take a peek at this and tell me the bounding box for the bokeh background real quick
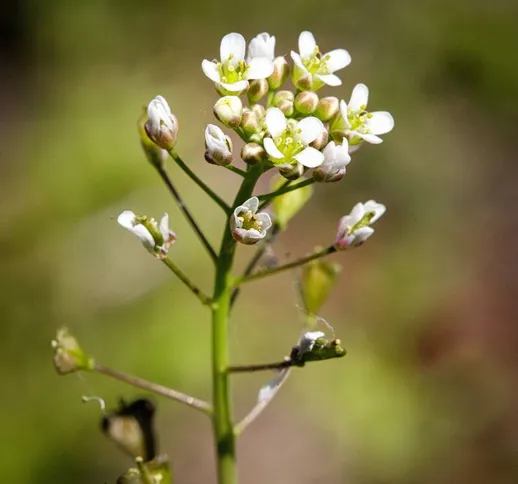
[2,0,518,482]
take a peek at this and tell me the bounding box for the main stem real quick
[212,165,262,484]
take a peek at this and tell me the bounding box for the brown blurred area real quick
[1,0,518,482]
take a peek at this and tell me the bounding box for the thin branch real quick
[234,368,292,435]
[94,363,212,415]
[156,165,217,263]
[224,165,247,177]
[169,151,231,215]
[258,177,315,210]
[234,246,336,286]
[230,223,280,308]
[161,258,211,305]
[229,360,293,373]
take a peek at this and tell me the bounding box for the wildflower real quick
[330,83,394,147]
[247,32,276,62]
[230,196,272,245]
[144,96,179,150]
[202,33,274,96]
[118,211,176,259]
[335,200,386,249]
[291,31,351,91]
[51,328,94,374]
[204,124,233,166]
[263,107,324,168]
[313,138,351,183]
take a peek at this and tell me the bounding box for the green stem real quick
[235,246,336,286]
[211,164,263,484]
[169,151,231,215]
[230,223,280,308]
[225,165,247,177]
[229,360,292,373]
[161,258,211,305]
[155,165,217,263]
[258,177,315,210]
[94,363,212,414]
[266,91,275,108]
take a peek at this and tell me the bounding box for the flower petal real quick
[131,224,156,252]
[324,49,351,72]
[339,100,351,128]
[349,202,365,224]
[316,74,342,87]
[220,33,246,64]
[246,57,274,80]
[242,196,259,214]
[290,51,307,71]
[294,147,325,168]
[158,213,170,240]
[255,212,272,231]
[299,31,317,59]
[366,111,394,135]
[363,200,386,223]
[117,210,137,230]
[349,83,369,111]
[336,139,352,165]
[201,60,221,83]
[247,33,275,61]
[263,137,285,160]
[265,107,287,138]
[358,132,383,144]
[218,80,249,93]
[295,117,325,145]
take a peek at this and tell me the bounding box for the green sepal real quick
[292,337,346,367]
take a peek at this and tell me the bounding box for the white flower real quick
[331,84,394,147]
[144,95,179,150]
[118,210,176,259]
[313,138,351,183]
[290,31,351,91]
[202,33,274,96]
[263,107,325,168]
[247,32,276,62]
[298,331,325,355]
[335,200,386,250]
[230,197,272,245]
[204,124,233,166]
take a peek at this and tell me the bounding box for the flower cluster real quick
[204,31,394,183]
[121,30,392,252]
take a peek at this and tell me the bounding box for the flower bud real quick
[310,127,329,151]
[213,96,243,128]
[247,78,269,104]
[300,259,341,315]
[271,174,313,229]
[267,56,290,90]
[241,142,267,165]
[240,109,260,136]
[251,103,266,120]
[137,109,168,169]
[277,100,294,117]
[144,95,179,150]
[291,332,346,366]
[313,139,351,183]
[315,96,340,122]
[278,162,304,180]
[272,90,294,106]
[51,328,94,374]
[294,91,319,115]
[204,124,233,166]
[291,64,312,91]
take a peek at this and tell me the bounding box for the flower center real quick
[240,210,264,232]
[273,123,304,162]
[218,54,248,84]
[134,215,164,246]
[302,46,330,75]
[347,106,373,133]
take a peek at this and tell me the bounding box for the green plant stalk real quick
[161,258,211,305]
[258,177,315,209]
[235,245,337,286]
[211,165,263,484]
[169,151,231,215]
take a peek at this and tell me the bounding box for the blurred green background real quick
[1,0,518,482]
